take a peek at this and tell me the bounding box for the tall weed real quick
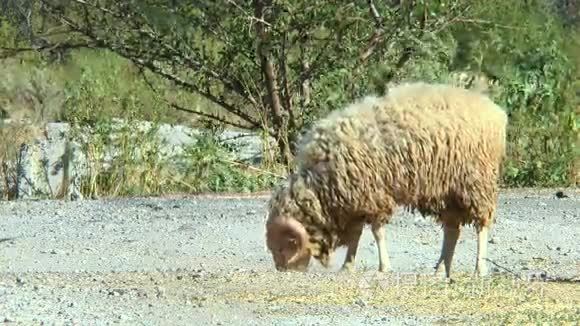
[75,119,280,198]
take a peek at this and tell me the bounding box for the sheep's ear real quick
[266,217,308,251]
[287,235,300,248]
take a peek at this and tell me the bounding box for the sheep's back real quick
[376,83,507,209]
[295,82,507,221]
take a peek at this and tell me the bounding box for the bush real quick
[74,119,280,198]
[378,0,580,187]
[497,43,578,187]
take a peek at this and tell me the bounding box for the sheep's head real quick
[265,174,330,272]
[265,215,311,271]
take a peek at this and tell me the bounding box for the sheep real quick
[264,81,508,279]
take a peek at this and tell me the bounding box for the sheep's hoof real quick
[433,264,443,276]
[377,264,390,273]
[474,267,489,278]
[340,263,356,273]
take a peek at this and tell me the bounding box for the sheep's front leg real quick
[475,224,489,277]
[341,223,364,272]
[371,223,390,272]
[434,223,461,279]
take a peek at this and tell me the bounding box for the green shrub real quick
[75,119,280,198]
[497,43,578,187]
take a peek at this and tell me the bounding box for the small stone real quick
[555,191,568,198]
[156,286,166,299]
[269,305,281,312]
[489,237,499,244]
[354,298,367,307]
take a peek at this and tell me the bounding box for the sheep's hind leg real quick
[341,223,364,272]
[475,224,489,277]
[371,223,391,272]
[434,223,461,279]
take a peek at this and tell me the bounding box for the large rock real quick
[13,120,274,200]
[16,123,85,200]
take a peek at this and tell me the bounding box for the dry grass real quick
[5,268,577,324]
[0,122,44,199]
[216,271,580,324]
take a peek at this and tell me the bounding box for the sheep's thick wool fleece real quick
[269,82,507,255]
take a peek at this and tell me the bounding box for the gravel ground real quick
[0,188,578,325]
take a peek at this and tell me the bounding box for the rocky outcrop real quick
[16,123,85,200]
[7,120,274,200]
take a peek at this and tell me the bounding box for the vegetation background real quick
[0,0,578,199]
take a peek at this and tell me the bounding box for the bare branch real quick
[368,0,382,25]
[300,59,311,107]
[452,18,526,31]
[360,0,385,62]
[38,0,262,128]
[0,41,101,59]
[386,3,427,81]
[67,0,115,15]
[137,65,260,132]
[222,158,286,179]
[168,103,255,131]
[133,57,261,128]
[187,6,259,70]
[295,19,359,93]
[42,0,260,110]
[137,26,260,109]
[359,0,405,63]
[226,0,273,27]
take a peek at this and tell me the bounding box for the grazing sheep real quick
[265,82,508,279]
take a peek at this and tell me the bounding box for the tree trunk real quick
[253,0,293,166]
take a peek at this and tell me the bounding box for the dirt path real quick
[0,189,578,324]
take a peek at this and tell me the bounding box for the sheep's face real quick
[266,173,327,271]
[265,216,311,272]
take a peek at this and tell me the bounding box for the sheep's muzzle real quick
[272,251,311,272]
